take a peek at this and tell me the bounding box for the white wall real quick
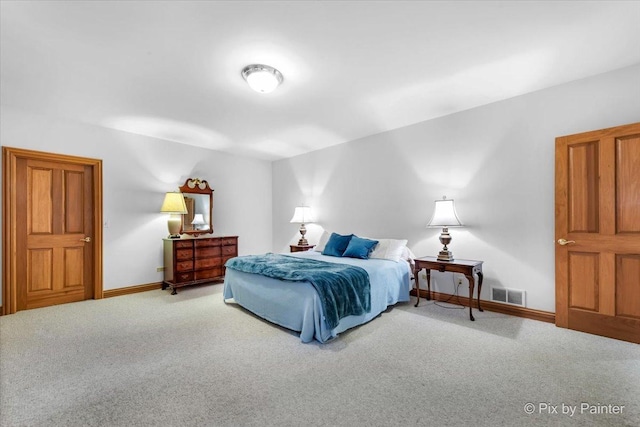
[272,64,640,313]
[0,106,272,305]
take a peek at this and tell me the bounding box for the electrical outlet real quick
[156,267,165,272]
[457,276,463,285]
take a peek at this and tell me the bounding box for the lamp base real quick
[167,215,182,239]
[437,227,454,261]
[297,223,308,246]
[437,250,454,262]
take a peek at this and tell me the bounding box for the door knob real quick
[80,237,91,243]
[557,238,575,246]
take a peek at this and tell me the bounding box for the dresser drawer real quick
[195,257,222,269]
[176,260,193,272]
[196,246,221,258]
[195,238,221,248]
[176,248,193,261]
[174,271,194,283]
[221,237,237,246]
[175,240,193,249]
[222,245,237,256]
[195,268,223,280]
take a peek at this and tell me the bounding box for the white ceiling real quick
[2,1,639,161]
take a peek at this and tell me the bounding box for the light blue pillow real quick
[342,236,379,259]
[322,233,353,257]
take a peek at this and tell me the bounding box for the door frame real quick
[2,147,103,315]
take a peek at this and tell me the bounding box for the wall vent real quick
[491,287,526,307]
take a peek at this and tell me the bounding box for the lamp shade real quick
[191,214,205,225]
[427,197,462,227]
[290,206,315,224]
[160,192,188,214]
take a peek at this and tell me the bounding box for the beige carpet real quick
[1,284,638,427]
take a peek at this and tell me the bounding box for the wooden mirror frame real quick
[179,178,214,237]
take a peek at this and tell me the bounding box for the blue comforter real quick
[225,253,371,330]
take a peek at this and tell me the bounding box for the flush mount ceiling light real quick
[241,64,283,94]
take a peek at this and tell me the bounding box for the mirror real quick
[179,178,214,236]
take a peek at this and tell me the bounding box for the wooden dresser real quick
[163,236,238,294]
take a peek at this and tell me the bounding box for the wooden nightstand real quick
[413,256,484,321]
[290,244,315,253]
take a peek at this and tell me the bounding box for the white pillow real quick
[401,246,416,262]
[369,238,408,262]
[314,230,331,252]
[401,246,416,268]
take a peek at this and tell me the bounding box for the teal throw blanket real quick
[225,253,371,330]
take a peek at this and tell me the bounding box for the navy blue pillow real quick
[342,236,379,259]
[322,233,353,257]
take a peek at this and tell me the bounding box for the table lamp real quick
[290,206,315,246]
[160,192,188,238]
[427,196,463,261]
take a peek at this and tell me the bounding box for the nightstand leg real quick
[477,272,484,312]
[426,270,431,301]
[467,275,475,321]
[414,267,421,307]
[171,286,177,295]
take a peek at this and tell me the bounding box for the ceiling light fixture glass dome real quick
[242,64,283,94]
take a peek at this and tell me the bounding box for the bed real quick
[222,234,413,343]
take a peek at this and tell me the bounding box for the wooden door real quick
[3,147,103,314]
[555,122,640,344]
